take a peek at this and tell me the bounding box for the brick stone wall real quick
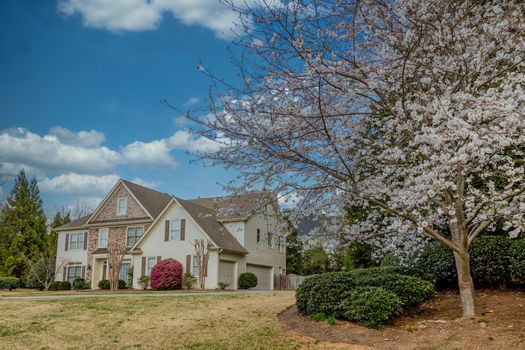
[86,223,151,283]
[91,184,148,223]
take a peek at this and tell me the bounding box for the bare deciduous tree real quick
[28,252,67,290]
[106,243,126,291]
[193,239,210,289]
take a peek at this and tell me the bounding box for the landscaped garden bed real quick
[282,289,525,350]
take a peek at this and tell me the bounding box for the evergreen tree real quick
[0,170,48,280]
[285,225,304,275]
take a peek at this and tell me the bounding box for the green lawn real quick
[0,293,330,349]
[0,288,220,298]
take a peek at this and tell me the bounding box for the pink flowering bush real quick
[149,258,183,290]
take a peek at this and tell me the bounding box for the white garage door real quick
[219,260,236,289]
[246,264,272,290]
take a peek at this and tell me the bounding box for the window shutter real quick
[157,256,161,263]
[65,234,69,251]
[186,255,191,273]
[81,266,86,279]
[180,219,186,240]
[83,232,88,250]
[164,220,170,241]
[63,266,67,281]
[103,263,107,280]
[141,257,146,277]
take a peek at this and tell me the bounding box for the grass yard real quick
[0,288,220,298]
[0,293,347,350]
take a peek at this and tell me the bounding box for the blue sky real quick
[0,0,245,215]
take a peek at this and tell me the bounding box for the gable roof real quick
[188,192,274,221]
[53,179,254,254]
[176,198,248,254]
[120,179,172,219]
[54,214,92,231]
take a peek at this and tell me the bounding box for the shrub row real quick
[72,278,90,290]
[48,281,71,291]
[239,272,258,289]
[296,267,435,329]
[0,277,20,290]
[415,236,525,289]
[98,279,126,290]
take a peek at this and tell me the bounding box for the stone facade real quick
[90,183,149,223]
[86,224,152,283]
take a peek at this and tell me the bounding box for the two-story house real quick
[55,179,286,290]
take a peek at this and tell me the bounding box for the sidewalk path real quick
[0,290,295,301]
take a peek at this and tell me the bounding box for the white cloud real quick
[0,128,120,175]
[0,126,221,202]
[121,139,177,167]
[167,130,222,153]
[130,177,162,189]
[49,126,106,148]
[39,173,119,195]
[57,0,251,38]
[185,97,200,106]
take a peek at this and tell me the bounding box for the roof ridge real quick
[121,179,172,198]
[187,191,269,202]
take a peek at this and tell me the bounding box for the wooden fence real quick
[273,274,310,290]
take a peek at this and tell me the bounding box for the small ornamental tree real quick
[149,258,183,290]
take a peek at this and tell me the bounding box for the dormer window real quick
[117,197,127,216]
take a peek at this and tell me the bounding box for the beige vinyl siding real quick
[132,201,219,289]
[55,231,88,281]
[223,222,245,246]
[243,205,286,282]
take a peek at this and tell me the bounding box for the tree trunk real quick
[453,250,476,317]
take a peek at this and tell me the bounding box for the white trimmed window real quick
[99,228,108,248]
[67,264,82,284]
[147,257,156,275]
[192,256,199,276]
[117,197,127,216]
[278,236,285,253]
[126,226,144,247]
[170,219,181,241]
[267,232,274,248]
[70,233,85,250]
[119,259,131,282]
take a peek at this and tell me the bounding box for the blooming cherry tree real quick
[191,0,525,316]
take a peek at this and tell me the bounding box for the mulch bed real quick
[280,289,525,350]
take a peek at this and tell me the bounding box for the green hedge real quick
[509,239,525,284]
[352,273,435,307]
[301,272,356,317]
[340,286,403,329]
[349,266,435,284]
[0,277,20,290]
[72,278,90,290]
[470,236,510,288]
[415,241,457,288]
[98,279,110,290]
[239,272,257,289]
[48,281,71,291]
[416,236,525,289]
[296,267,435,328]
